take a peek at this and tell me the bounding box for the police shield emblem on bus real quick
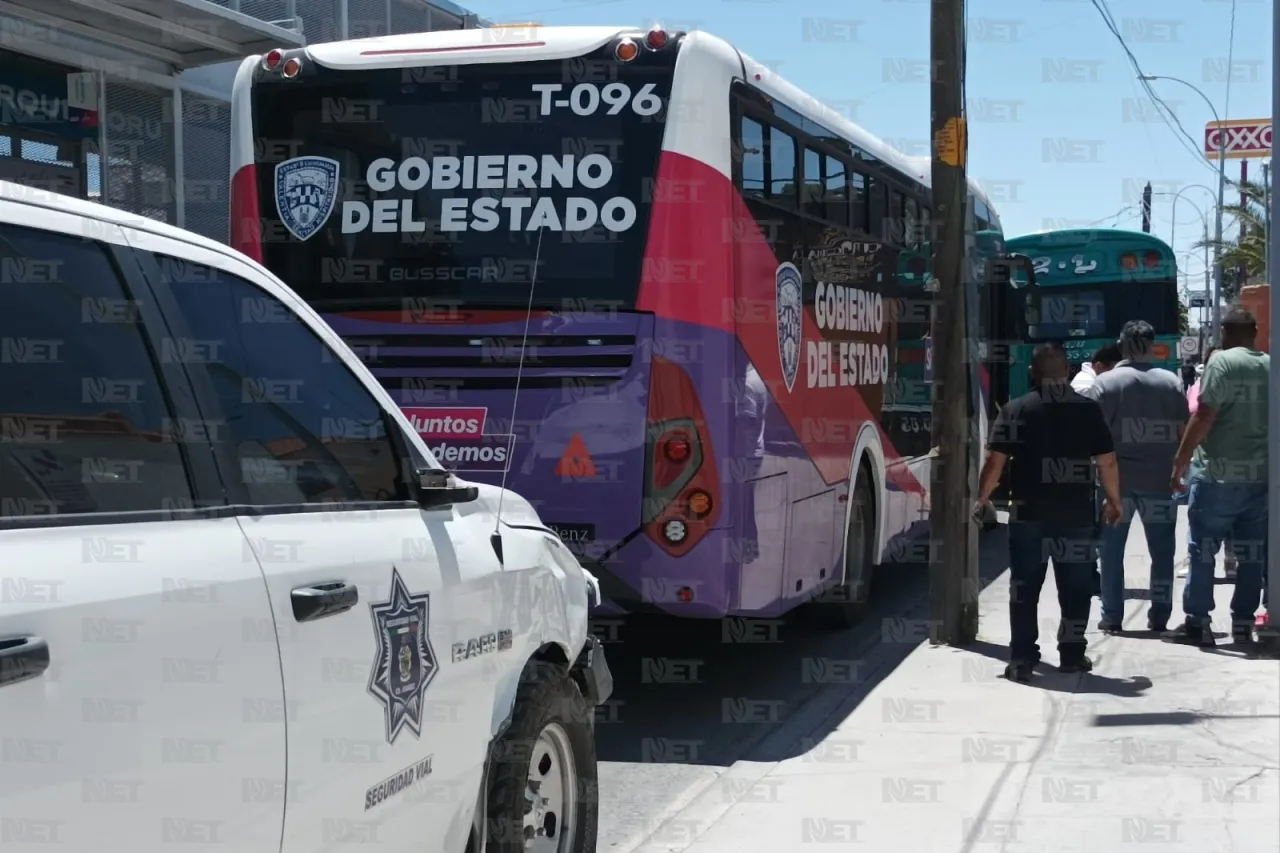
[775,262,803,393]
[274,155,340,241]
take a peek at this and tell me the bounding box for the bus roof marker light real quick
[645,27,668,49]
[263,49,283,70]
[282,57,302,78]
[615,38,639,62]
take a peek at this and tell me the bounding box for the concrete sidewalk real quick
[639,509,1280,852]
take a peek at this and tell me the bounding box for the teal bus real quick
[1003,229,1181,396]
[889,228,1031,446]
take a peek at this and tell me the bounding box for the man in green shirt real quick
[1170,307,1270,645]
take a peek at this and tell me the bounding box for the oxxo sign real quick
[1204,119,1272,160]
[342,154,638,233]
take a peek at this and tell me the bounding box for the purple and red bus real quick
[229,25,1014,625]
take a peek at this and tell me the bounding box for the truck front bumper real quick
[570,636,613,706]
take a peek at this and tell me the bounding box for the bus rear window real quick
[251,54,674,311]
[1029,281,1180,341]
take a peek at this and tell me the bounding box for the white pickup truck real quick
[0,180,611,853]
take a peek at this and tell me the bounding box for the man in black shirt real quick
[975,343,1123,682]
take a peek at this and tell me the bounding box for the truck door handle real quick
[291,582,359,622]
[0,635,50,686]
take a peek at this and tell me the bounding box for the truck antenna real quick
[490,226,545,565]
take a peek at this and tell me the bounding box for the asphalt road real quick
[591,528,1010,851]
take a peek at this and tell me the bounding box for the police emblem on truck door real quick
[274,155,340,241]
[775,262,803,393]
[368,567,437,743]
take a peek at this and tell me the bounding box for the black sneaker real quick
[1097,620,1123,634]
[1147,616,1168,633]
[1232,622,1254,644]
[1058,656,1093,674]
[1163,622,1215,646]
[1004,662,1034,683]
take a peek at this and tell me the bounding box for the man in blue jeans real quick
[976,343,1123,682]
[1083,320,1189,633]
[1170,307,1270,645]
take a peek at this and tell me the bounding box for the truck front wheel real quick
[486,665,598,853]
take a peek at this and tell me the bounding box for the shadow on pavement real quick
[961,639,1154,697]
[1093,711,1280,726]
[592,525,1013,767]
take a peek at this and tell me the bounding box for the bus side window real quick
[803,147,823,219]
[768,126,796,206]
[850,171,867,234]
[825,155,848,226]
[904,198,919,248]
[868,176,886,238]
[896,192,906,245]
[974,198,991,231]
[739,117,766,200]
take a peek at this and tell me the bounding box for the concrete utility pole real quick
[928,0,977,645]
[1268,0,1279,635]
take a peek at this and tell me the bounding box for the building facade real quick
[0,0,487,243]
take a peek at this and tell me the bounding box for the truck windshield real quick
[251,56,673,311]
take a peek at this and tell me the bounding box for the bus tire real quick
[811,471,876,629]
[486,665,598,853]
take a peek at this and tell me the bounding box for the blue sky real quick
[469,0,1272,294]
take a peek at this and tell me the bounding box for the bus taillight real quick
[662,432,691,463]
[1120,252,1138,270]
[263,49,283,70]
[643,356,720,558]
[1143,251,1161,268]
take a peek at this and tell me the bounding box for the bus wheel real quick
[811,474,875,629]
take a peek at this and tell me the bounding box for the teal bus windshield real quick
[1004,228,1180,341]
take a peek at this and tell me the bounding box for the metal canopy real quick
[0,0,304,69]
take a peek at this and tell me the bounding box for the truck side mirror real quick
[416,467,479,511]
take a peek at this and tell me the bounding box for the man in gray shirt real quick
[1083,320,1189,632]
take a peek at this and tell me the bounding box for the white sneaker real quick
[1177,558,1190,578]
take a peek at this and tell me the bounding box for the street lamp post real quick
[1155,188,1214,339]
[1139,75,1228,345]
[1158,184,1215,251]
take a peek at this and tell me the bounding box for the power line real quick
[1097,0,1207,163]
[1087,0,1218,174]
[1084,203,1140,227]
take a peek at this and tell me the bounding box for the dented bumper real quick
[570,636,613,706]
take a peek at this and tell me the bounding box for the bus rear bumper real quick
[585,525,736,620]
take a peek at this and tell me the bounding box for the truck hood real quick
[463,480,602,608]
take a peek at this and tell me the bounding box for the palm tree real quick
[1195,179,1268,299]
